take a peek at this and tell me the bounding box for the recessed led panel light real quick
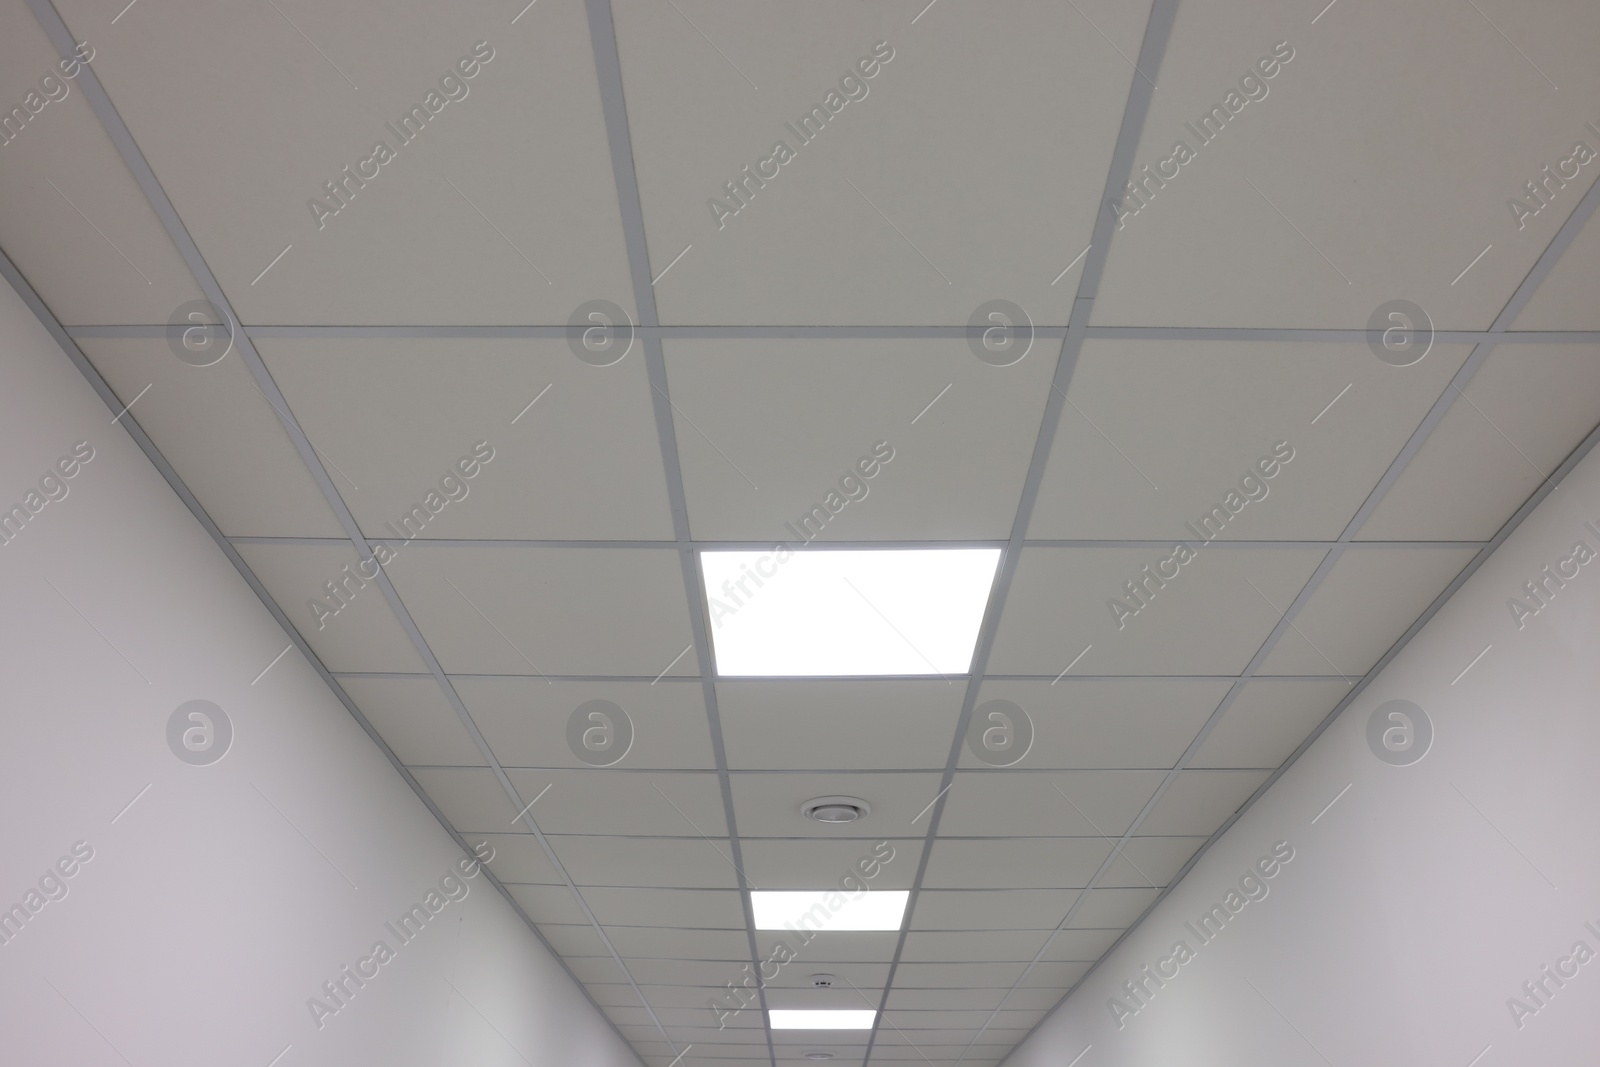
[701,548,1001,676]
[751,890,909,932]
[769,1009,877,1030]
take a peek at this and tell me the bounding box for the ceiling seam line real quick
[0,244,635,1043]
[984,99,1600,1067]
[21,0,679,1054]
[859,2,1183,1064]
[579,0,778,1063]
[61,324,1600,344]
[219,536,1493,550]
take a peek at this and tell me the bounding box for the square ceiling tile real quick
[540,922,613,958]
[505,883,587,926]
[739,839,922,892]
[718,680,962,770]
[258,337,674,539]
[1358,345,1600,539]
[728,773,944,838]
[1013,961,1093,987]
[898,931,1051,963]
[1027,342,1469,539]
[503,768,729,837]
[920,840,1112,890]
[552,836,741,889]
[883,989,1010,1011]
[0,11,208,325]
[234,541,427,672]
[384,545,697,675]
[757,932,899,965]
[78,340,344,536]
[473,833,564,884]
[909,891,1074,932]
[51,0,634,323]
[964,680,1228,770]
[664,339,1054,541]
[614,0,1140,324]
[937,771,1165,838]
[1136,770,1270,836]
[888,962,1027,988]
[988,546,1326,676]
[1256,547,1478,676]
[454,677,714,770]
[1100,836,1207,889]
[1189,679,1352,768]
[1064,888,1159,929]
[338,675,486,766]
[578,888,746,930]
[1091,0,1600,327]
[1039,928,1123,962]
[409,766,518,832]
[604,927,754,960]
[1514,200,1600,328]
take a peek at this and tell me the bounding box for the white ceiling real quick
[4,0,1600,1065]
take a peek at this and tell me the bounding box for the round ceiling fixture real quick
[801,796,870,824]
[804,1053,835,1061]
[809,974,836,988]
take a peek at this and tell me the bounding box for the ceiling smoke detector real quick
[805,1054,835,1061]
[809,974,836,988]
[801,796,870,824]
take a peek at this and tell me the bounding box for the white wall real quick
[1008,419,1600,1063]
[0,284,641,1065]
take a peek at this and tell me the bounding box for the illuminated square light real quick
[750,890,909,931]
[701,548,1001,676]
[768,1009,877,1030]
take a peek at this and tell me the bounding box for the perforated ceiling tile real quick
[50,0,634,324]
[1028,342,1469,540]
[988,546,1326,676]
[456,677,716,770]
[383,545,697,676]
[1090,0,1600,328]
[612,0,1139,325]
[1136,770,1272,837]
[965,679,1228,770]
[1188,678,1353,769]
[337,675,487,767]
[233,541,428,673]
[0,10,208,325]
[664,338,1054,541]
[717,680,962,770]
[1514,192,1600,328]
[258,337,676,540]
[1358,345,1600,540]
[1255,547,1478,676]
[79,339,344,537]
